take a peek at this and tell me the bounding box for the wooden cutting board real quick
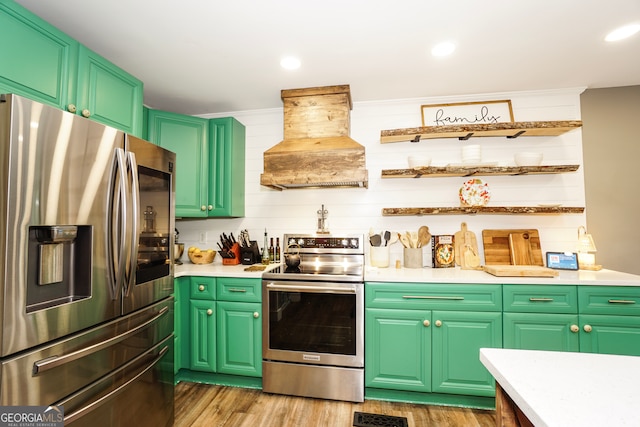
[482,229,543,266]
[483,265,558,277]
[454,222,480,268]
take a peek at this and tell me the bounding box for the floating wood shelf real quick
[382,206,585,216]
[380,120,583,143]
[381,164,579,178]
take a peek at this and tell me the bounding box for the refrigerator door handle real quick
[108,148,128,300]
[62,345,169,425]
[32,306,169,375]
[124,151,140,297]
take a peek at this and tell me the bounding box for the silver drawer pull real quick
[402,295,464,300]
[608,299,636,304]
[529,297,554,302]
[229,288,247,293]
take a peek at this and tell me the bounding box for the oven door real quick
[262,280,363,368]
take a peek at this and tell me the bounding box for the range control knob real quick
[351,239,359,248]
[298,238,305,246]
[341,239,348,247]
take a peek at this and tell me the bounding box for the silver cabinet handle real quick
[608,299,636,304]
[229,288,247,293]
[529,297,554,302]
[33,307,169,374]
[402,295,464,300]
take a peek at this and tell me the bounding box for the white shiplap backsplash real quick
[177,87,586,268]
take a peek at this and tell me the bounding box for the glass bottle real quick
[262,229,270,265]
[269,237,275,263]
[275,237,281,263]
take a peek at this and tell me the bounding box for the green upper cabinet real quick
[208,118,246,217]
[73,45,143,135]
[146,110,245,218]
[0,0,76,107]
[146,109,209,217]
[0,0,143,135]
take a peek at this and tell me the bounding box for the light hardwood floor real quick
[174,382,496,427]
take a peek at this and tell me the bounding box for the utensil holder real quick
[403,247,423,268]
[223,243,241,265]
[370,246,390,268]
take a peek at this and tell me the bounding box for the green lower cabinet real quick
[503,313,580,352]
[365,308,431,392]
[189,299,216,372]
[579,314,640,355]
[431,311,502,397]
[216,301,262,377]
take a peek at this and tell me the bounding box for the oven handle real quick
[265,283,358,294]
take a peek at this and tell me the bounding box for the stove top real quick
[263,233,364,283]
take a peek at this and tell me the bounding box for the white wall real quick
[177,87,587,268]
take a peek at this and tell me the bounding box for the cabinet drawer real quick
[579,286,640,316]
[366,283,501,311]
[503,285,577,313]
[190,277,216,300]
[216,278,261,302]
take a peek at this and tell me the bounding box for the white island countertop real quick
[480,348,640,427]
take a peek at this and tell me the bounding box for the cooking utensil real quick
[417,226,431,248]
[369,234,382,247]
[284,243,301,268]
[399,233,411,248]
[405,231,414,248]
[388,232,399,246]
[462,244,481,269]
[383,231,391,246]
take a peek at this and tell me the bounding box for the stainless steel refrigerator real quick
[0,94,175,426]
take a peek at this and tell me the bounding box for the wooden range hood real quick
[260,85,368,190]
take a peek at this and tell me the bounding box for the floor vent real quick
[353,411,409,427]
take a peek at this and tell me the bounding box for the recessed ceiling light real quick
[605,23,640,42]
[431,42,456,57]
[280,56,301,70]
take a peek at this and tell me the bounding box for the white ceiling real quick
[15,0,640,115]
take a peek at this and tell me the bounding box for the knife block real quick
[223,243,241,265]
[241,241,261,265]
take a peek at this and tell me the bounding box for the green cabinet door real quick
[75,45,143,135]
[579,314,640,356]
[365,308,431,392]
[208,118,245,217]
[189,299,216,372]
[431,310,501,397]
[216,301,262,377]
[503,313,580,352]
[0,1,143,135]
[146,109,209,217]
[0,0,77,108]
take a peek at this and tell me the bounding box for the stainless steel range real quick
[262,234,364,402]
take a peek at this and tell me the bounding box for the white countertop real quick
[365,266,640,286]
[175,262,279,279]
[480,348,640,427]
[175,261,640,286]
